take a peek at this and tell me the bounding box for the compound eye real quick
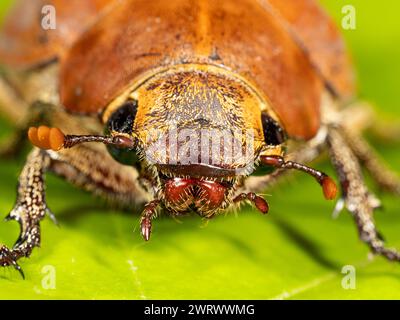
[261,113,286,146]
[106,99,139,166]
[107,99,138,134]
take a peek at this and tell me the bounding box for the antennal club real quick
[28,126,136,151]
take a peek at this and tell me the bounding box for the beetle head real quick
[103,66,279,216]
[32,65,289,217]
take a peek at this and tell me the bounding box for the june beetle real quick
[0,0,399,277]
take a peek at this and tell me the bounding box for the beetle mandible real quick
[0,0,399,277]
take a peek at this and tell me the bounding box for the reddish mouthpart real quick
[164,177,227,214]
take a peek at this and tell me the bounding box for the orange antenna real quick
[260,155,338,200]
[28,126,136,151]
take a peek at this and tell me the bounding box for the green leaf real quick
[0,0,400,299]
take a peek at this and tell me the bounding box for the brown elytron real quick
[0,0,399,278]
[0,0,116,68]
[265,0,355,98]
[60,0,326,138]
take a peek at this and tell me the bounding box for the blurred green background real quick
[0,0,399,299]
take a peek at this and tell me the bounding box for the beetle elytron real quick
[0,0,399,277]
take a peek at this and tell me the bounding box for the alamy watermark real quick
[41,265,56,290]
[41,5,56,30]
[144,127,257,174]
[342,5,356,30]
[341,265,356,290]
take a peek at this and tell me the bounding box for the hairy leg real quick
[340,100,400,143]
[343,128,400,195]
[0,146,147,276]
[327,127,400,261]
[140,200,161,241]
[339,99,400,144]
[336,101,400,193]
[0,149,49,277]
[49,145,148,206]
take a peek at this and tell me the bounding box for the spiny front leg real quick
[328,127,400,261]
[0,148,51,277]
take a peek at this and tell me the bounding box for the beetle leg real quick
[0,148,51,277]
[339,100,400,143]
[233,192,269,214]
[1,145,148,277]
[327,127,400,261]
[140,200,161,241]
[48,145,148,207]
[342,127,400,195]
